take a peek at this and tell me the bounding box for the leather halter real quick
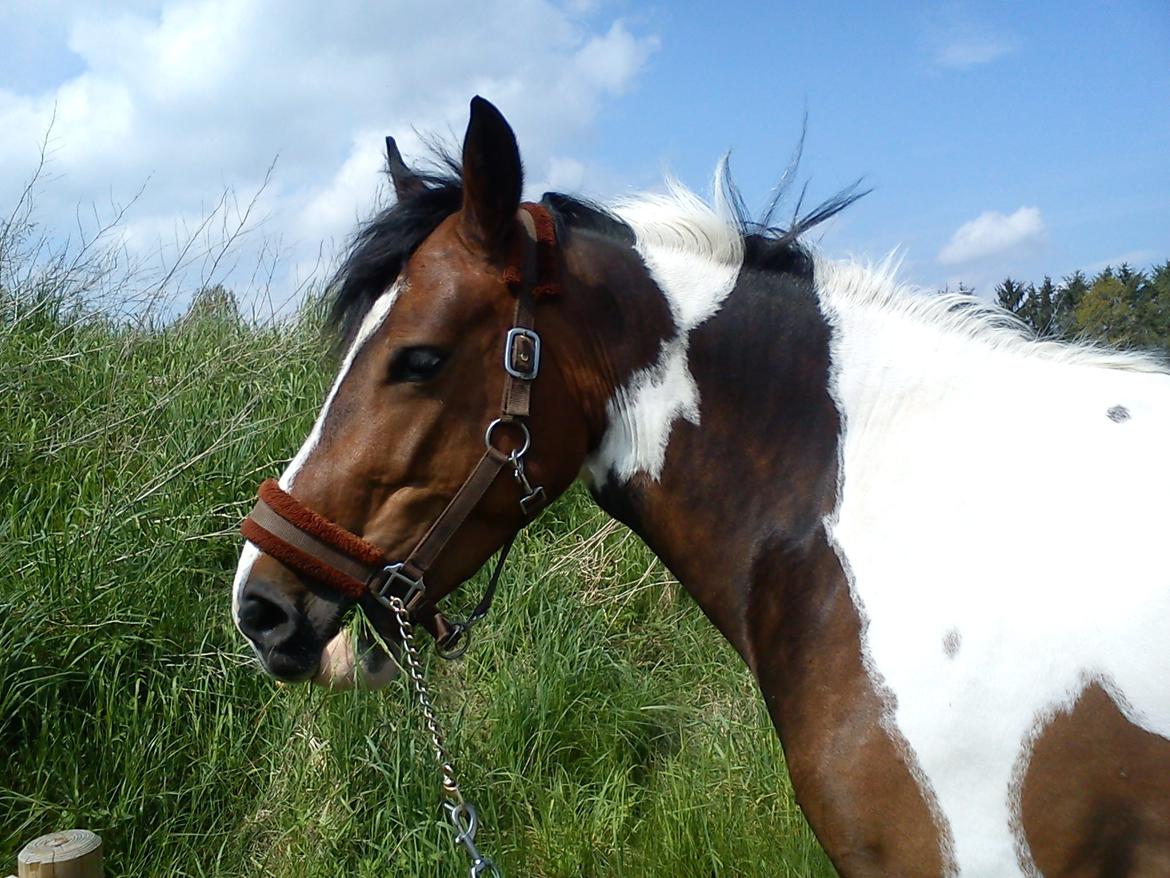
[241,203,559,654]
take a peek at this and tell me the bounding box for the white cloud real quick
[535,156,587,194]
[0,1,658,310]
[934,33,1017,69]
[923,8,1018,70]
[937,206,1046,266]
[575,20,660,93]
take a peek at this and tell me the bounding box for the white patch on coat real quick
[585,177,744,484]
[589,336,698,482]
[231,281,403,626]
[817,254,1170,875]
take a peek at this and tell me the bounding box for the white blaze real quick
[279,281,404,490]
[231,282,403,630]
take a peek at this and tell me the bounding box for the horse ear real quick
[460,96,522,250]
[385,136,426,201]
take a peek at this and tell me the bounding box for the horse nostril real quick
[237,582,297,647]
[240,592,288,635]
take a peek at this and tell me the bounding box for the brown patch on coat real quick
[1019,683,1170,877]
[750,540,953,877]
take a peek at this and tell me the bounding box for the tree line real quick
[979,261,1170,358]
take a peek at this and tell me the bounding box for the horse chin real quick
[311,626,400,690]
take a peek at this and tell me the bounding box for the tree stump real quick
[16,830,102,878]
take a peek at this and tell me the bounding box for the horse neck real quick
[557,231,843,667]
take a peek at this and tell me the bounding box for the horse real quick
[231,96,1170,876]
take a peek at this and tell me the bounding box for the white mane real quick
[608,174,1167,376]
[815,255,1168,375]
[611,170,745,269]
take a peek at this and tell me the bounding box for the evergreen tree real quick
[1020,276,1058,337]
[971,260,1167,355]
[995,277,1029,316]
[1055,270,1088,336]
[1145,262,1170,352]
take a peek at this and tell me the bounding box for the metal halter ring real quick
[434,621,470,661]
[484,418,531,458]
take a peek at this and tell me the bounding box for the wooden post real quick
[16,830,102,878]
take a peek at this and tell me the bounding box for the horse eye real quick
[389,346,448,383]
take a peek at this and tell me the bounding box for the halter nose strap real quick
[242,480,383,598]
[240,202,559,644]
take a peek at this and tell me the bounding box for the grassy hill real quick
[0,276,833,876]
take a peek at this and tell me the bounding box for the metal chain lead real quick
[386,595,501,877]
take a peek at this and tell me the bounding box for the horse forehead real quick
[406,216,498,292]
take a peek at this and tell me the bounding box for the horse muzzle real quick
[236,576,324,682]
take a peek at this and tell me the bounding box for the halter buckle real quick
[503,328,541,380]
[371,562,426,611]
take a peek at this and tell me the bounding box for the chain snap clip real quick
[446,801,502,877]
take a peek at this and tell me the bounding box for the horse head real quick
[232,98,592,687]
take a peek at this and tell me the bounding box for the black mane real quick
[328,152,864,345]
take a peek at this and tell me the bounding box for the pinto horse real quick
[232,97,1170,876]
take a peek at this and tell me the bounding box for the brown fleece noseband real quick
[241,203,559,654]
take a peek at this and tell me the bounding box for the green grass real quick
[0,276,835,875]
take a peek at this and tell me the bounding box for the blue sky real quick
[1,1,1167,309]
[585,1,1170,291]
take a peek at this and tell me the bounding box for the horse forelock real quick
[328,174,463,348]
